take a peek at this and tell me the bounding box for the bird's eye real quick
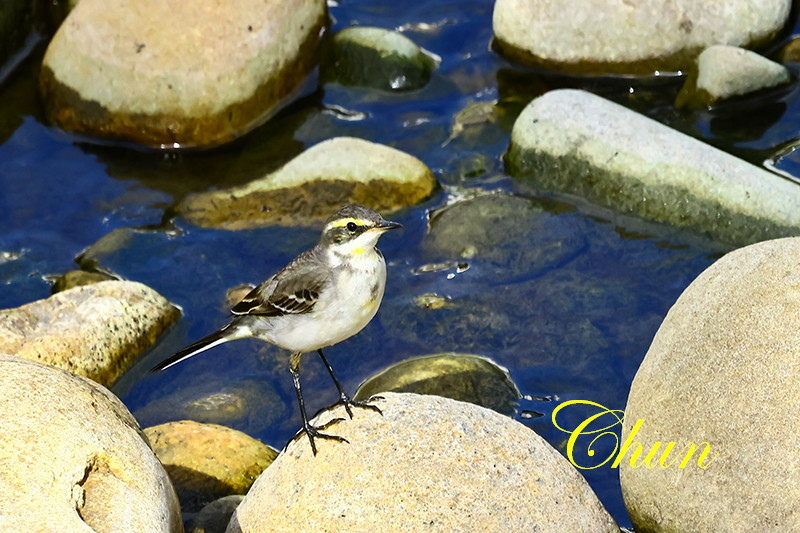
[346,222,358,232]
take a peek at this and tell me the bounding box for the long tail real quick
[150,322,248,373]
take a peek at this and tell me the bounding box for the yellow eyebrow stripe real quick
[326,217,372,229]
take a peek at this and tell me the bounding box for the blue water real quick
[2,0,799,526]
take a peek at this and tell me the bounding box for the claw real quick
[337,394,384,418]
[292,419,349,455]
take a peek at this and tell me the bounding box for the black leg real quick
[289,353,347,455]
[317,348,384,418]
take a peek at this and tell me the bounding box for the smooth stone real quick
[0,354,181,532]
[226,393,618,532]
[676,45,791,108]
[190,495,244,533]
[325,26,436,91]
[354,353,522,416]
[493,0,791,74]
[144,420,278,513]
[50,269,119,293]
[0,280,180,387]
[778,36,800,63]
[507,89,800,246]
[180,137,437,229]
[621,237,800,532]
[40,0,326,148]
[423,192,586,281]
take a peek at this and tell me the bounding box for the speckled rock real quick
[507,89,800,246]
[493,0,791,75]
[354,353,522,415]
[180,137,437,229]
[676,45,791,108]
[144,420,278,513]
[40,0,327,148]
[325,26,436,91]
[0,354,182,532]
[0,280,180,386]
[226,393,618,533]
[190,496,244,533]
[620,237,800,532]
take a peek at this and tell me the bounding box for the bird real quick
[151,204,402,454]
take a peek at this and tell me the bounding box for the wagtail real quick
[152,204,401,454]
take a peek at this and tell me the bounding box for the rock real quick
[354,353,522,416]
[50,269,119,293]
[39,0,327,148]
[676,45,791,108]
[506,89,800,246]
[144,420,278,512]
[180,137,437,229]
[778,36,800,63]
[190,495,244,533]
[0,280,180,387]
[226,393,618,532]
[423,192,586,281]
[493,0,791,75]
[0,354,182,532]
[0,0,47,83]
[324,26,436,91]
[620,237,800,532]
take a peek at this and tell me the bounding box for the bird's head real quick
[321,204,402,254]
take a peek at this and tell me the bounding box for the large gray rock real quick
[180,137,437,229]
[676,45,791,108]
[506,89,800,246]
[621,237,800,532]
[0,280,180,387]
[493,0,791,75]
[40,0,326,148]
[0,354,182,532]
[227,393,618,532]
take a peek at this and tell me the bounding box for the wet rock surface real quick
[227,393,618,533]
[0,354,182,532]
[493,0,791,74]
[180,137,437,229]
[144,420,278,513]
[621,237,800,533]
[40,0,327,147]
[507,89,800,246]
[0,280,180,387]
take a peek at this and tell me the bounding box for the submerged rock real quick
[506,89,800,246]
[354,353,521,415]
[325,26,436,91]
[227,393,618,532]
[0,0,43,82]
[144,420,278,513]
[621,237,800,532]
[190,495,244,533]
[676,45,791,108]
[0,280,180,387]
[493,0,791,75]
[0,354,182,532]
[180,137,437,229]
[40,0,327,148]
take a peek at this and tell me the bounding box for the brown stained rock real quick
[180,137,438,229]
[0,280,180,387]
[144,420,278,513]
[0,354,182,532]
[40,0,327,148]
[227,392,618,533]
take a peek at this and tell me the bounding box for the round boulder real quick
[621,237,800,532]
[0,354,181,532]
[493,0,791,75]
[227,392,618,532]
[40,0,326,148]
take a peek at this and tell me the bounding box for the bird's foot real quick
[337,394,384,419]
[293,417,348,456]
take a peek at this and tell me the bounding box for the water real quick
[2,0,799,527]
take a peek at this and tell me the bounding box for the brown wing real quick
[231,250,330,317]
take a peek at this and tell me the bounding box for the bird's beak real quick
[374,220,402,232]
